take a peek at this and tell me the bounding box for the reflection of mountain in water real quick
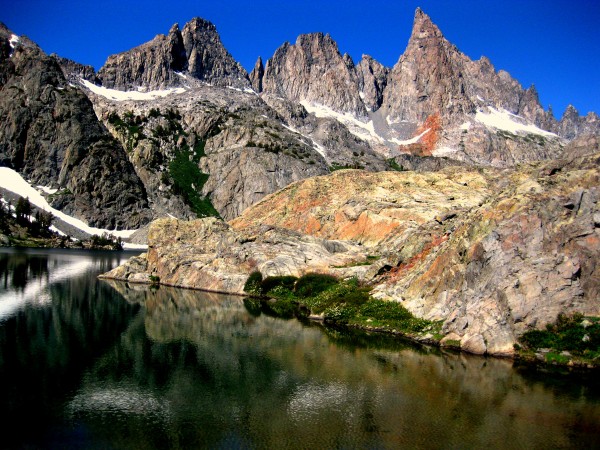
[0,252,140,448]
[0,249,132,320]
[0,251,48,290]
[78,281,600,449]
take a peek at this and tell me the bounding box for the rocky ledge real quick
[101,151,600,358]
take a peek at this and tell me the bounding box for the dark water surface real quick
[0,248,599,449]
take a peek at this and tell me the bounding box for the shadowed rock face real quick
[0,23,151,229]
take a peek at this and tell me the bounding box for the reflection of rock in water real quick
[91,280,600,449]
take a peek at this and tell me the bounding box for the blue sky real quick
[3,0,599,117]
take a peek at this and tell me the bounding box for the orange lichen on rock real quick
[387,233,449,282]
[398,112,441,156]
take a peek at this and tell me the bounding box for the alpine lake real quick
[1,248,599,449]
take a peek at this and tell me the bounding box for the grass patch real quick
[518,313,600,366]
[387,158,405,172]
[168,145,219,218]
[242,272,435,336]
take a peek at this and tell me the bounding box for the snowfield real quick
[80,79,186,102]
[0,167,144,248]
[475,106,557,137]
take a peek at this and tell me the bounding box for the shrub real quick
[243,271,263,295]
[518,313,600,357]
[261,276,298,296]
[294,273,338,298]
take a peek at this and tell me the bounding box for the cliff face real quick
[97,18,249,91]
[104,149,600,356]
[230,168,489,246]
[259,33,367,116]
[0,23,151,228]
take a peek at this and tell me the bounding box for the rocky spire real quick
[261,32,366,116]
[380,8,474,125]
[97,17,249,90]
[518,84,557,130]
[556,105,600,140]
[167,23,187,73]
[249,56,264,92]
[180,17,249,88]
[356,55,389,112]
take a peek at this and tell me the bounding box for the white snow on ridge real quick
[390,128,430,146]
[9,34,19,49]
[0,167,137,239]
[281,123,327,159]
[300,101,383,144]
[80,79,186,102]
[475,106,557,137]
[37,185,58,195]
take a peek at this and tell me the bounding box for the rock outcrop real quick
[97,18,249,91]
[0,23,151,229]
[372,153,600,355]
[230,168,489,246]
[52,55,99,84]
[103,150,600,356]
[101,217,367,294]
[259,33,367,116]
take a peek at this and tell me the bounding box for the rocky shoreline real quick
[100,152,600,366]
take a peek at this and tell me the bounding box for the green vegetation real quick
[294,273,338,298]
[243,271,263,295]
[1,196,54,240]
[242,271,437,336]
[387,158,405,172]
[108,111,147,151]
[111,106,218,219]
[90,232,123,250]
[168,144,219,218]
[517,313,600,366]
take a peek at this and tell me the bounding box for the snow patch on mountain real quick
[475,107,557,137]
[390,128,431,146]
[9,34,19,49]
[300,101,383,144]
[80,79,186,102]
[281,123,327,159]
[0,167,138,239]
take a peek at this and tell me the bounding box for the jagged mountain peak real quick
[410,7,444,42]
[96,16,249,91]
[260,30,366,116]
[184,17,218,33]
[249,55,264,92]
